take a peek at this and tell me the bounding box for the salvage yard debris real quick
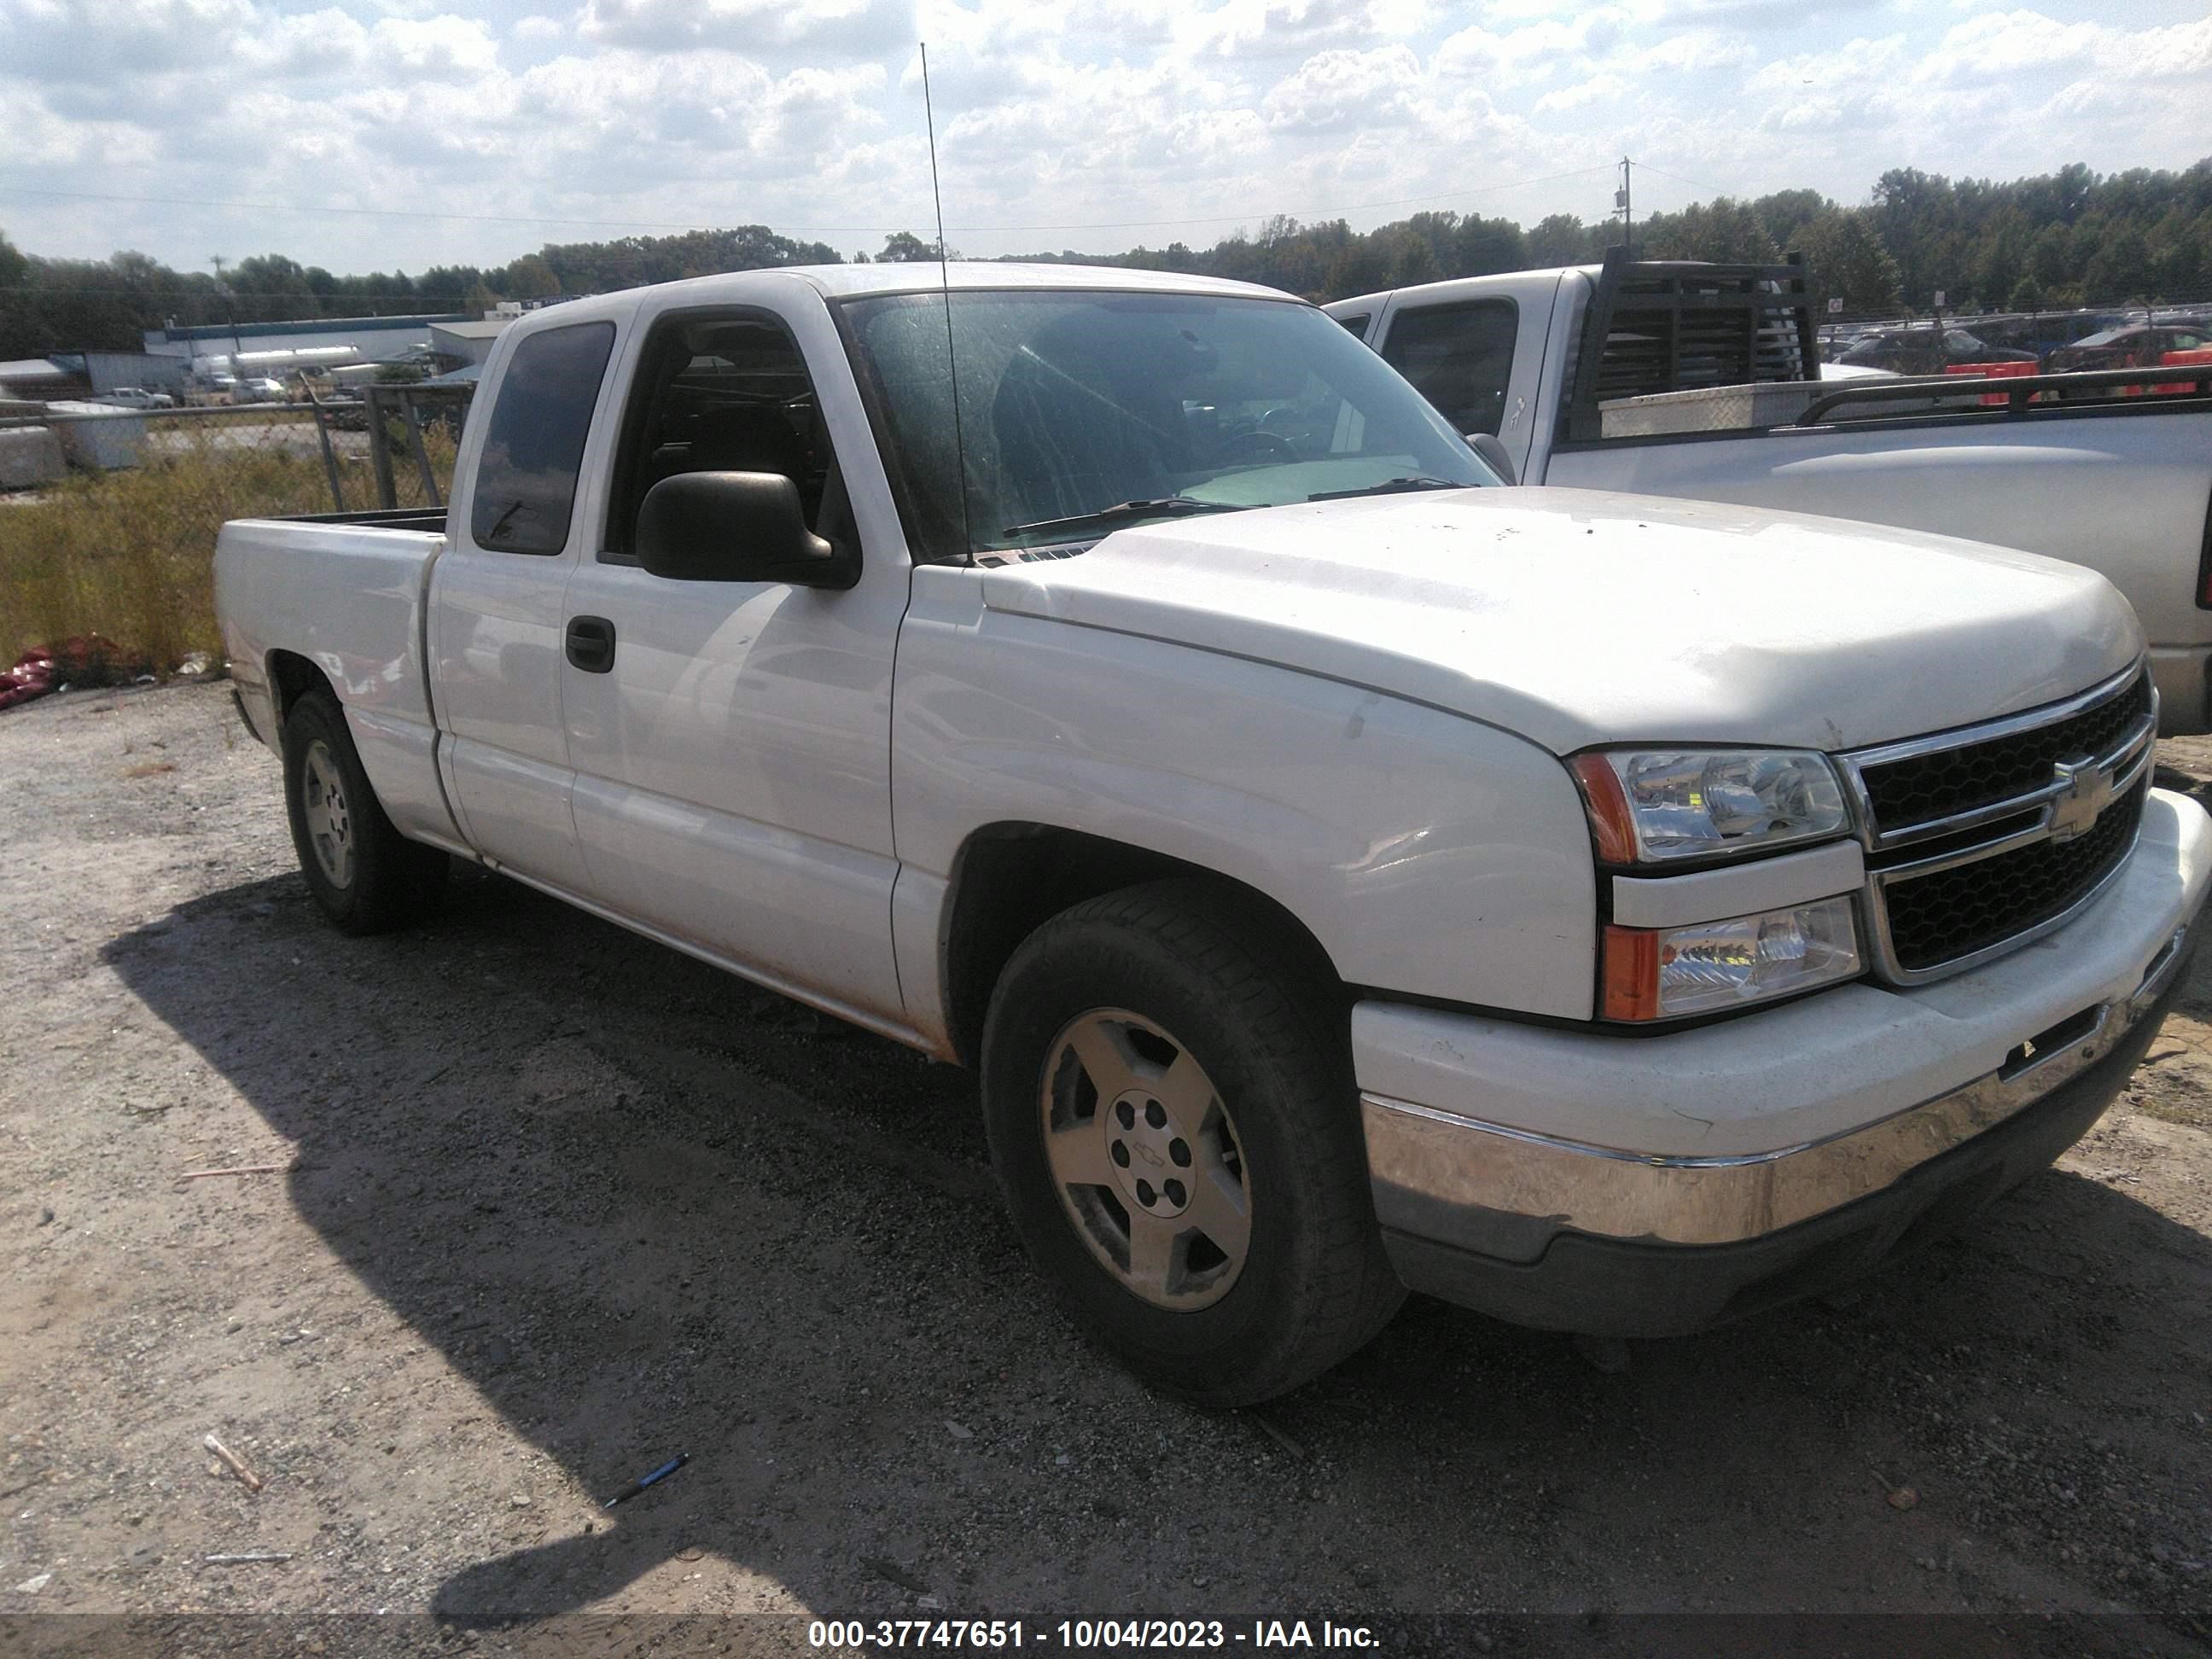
[0,636,160,713]
[202,1433,265,1493]
[600,1452,688,1508]
[179,1161,300,1180]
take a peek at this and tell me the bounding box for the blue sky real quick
[2,0,2207,274]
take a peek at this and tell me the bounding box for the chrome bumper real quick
[1362,913,2195,1251]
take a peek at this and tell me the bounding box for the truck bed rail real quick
[277,506,449,531]
[1795,364,2212,426]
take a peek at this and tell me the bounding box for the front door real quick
[557,291,909,1028]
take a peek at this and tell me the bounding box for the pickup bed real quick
[218,262,2212,1403]
[1328,254,2212,733]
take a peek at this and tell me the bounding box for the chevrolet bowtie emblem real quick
[2048,757,2116,843]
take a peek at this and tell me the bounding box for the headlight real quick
[1571,748,1849,864]
[1602,895,1861,1020]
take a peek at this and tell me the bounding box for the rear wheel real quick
[981,880,1404,1406]
[282,689,446,934]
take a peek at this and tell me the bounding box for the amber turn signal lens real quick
[1600,924,1662,1021]
[1570,754,1639,864]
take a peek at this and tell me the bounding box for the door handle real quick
[565,615,616,673]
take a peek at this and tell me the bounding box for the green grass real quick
[0,423,455,674]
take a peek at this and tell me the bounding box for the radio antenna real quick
[919,42,975,564]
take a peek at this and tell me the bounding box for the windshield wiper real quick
[1000,497,1245,540]
[1306,476,1469,503]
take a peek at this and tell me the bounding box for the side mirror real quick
[636,471,858,589]
[1465,431,1519,486]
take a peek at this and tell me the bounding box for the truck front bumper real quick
[1355,788,2212,1337]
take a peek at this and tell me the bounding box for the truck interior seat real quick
[684,404,808,483]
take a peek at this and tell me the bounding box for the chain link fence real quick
[0,386,474,679]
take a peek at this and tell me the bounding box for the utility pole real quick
[1615,157,1633,257]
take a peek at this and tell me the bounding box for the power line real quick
[1627,161,1735,199]
[0,164,1621,240]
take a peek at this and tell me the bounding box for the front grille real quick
[1845,665,2156,981]
[1860,670,2152,830]
[1880,784,2145,971]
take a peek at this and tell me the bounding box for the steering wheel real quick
[1219,429,1297,463]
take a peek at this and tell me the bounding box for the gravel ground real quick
[2,684,2209,1651]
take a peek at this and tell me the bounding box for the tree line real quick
[4,158,2208,358]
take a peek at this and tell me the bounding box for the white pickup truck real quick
[1327,254,2212,733]
[217,262,2211,1404]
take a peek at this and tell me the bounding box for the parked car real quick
[216,262,2209,1405]
[1834,327,2039,375]
[312,389,370,431]
[229,376,289,405]
[1329,256,2212,732]
[94,387,176,410]
[2047,321,2212,375]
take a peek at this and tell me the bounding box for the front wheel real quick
[981,880,1404,1406]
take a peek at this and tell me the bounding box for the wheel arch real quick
[264,649,337,746]
[938,821,1342,1070]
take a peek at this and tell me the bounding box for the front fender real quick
[891,573,1598,1022]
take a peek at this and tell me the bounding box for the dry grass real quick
[0,416,457,673]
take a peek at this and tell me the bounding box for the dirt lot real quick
[2,683,2209,1650]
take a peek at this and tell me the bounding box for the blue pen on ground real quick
[602,1452,690,1509]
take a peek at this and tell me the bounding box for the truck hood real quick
[973,486,2143,755]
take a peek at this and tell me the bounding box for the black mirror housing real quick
[1465,432,1518,486]
[636,471,858,588]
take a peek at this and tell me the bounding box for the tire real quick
[281,689,447,934]
[981,879,1405,1406]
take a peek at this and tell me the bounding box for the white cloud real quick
[1924,9,2212,84]
[1744,34,1906,94]
[1534,70,1627,111]
[1,0,2204,275]
[1261,44,1424,131]
[1436,11,1627,82]
[1638,27,1757,72]
[1922,9,2098,79]
[581,0,914,55]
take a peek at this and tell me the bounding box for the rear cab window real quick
[1378,299,1520,437]
[469,321,617,555]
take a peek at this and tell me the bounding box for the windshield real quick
[841,288,1495,562]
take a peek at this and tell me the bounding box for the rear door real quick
[556,284,909,1027]
[430,316,620,892]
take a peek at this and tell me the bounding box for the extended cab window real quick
[1380,300,1518,438]
[1335,313,1371,340]
[470,320,615,555]
[602,311,855,562]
